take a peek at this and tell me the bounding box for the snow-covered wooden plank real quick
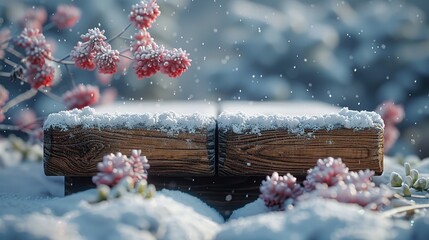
[218,102,384,176]
[44,104,217,176]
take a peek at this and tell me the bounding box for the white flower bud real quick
[404,162,411,176]
[413,177,427,191]
[402,184,411,197]
[389,172,403,187]
[410,169,419,185]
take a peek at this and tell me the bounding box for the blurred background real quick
[0,0,428,158]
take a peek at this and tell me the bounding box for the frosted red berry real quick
[95,44,120,74]
[62,84,100,110]
[51,5,81,29]
[129,0,160,29]
[25,64,55,89]
[160,48,191,78]
[133,44,163,79]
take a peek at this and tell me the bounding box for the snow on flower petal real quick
[16,28,52,66]
[62,84,100,110]
[51,4,81,29]
[160,48,191,78]
[303,157,349,191]
[133,44,163,79]
[92,150,150,187]
[70,41,96,70]
[259,172,304,210]
[129,0,160,29]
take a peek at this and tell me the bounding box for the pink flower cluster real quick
[376,101,404,152]
[92,149,150,187]
[259,172,304,210]
[260,157,392,211]
[51,5,81,30]
[129,0,191,79]
[62,84,100,110]
[15,28,54,89]
[19,7,47,30]
[71,28,119,74]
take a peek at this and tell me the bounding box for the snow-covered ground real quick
[1,156,429,239]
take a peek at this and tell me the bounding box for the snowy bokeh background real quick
[1,0,429,157]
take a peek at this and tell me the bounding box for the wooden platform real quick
[43,101,385,218]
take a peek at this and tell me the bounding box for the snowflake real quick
[25,63,55,89]
[95,44,120,74]
[160,48,191,78]
[62,84,100,110]
[129,0,160,29]
[51,4,81,29]
[133,44,163,79]
[259,172,304,210]
[303,157,349,191]
[92,150,150,187]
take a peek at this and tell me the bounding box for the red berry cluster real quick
[129,0,191,79]
[62,84,100,110]
[16,28,55,89]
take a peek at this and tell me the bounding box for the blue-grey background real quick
[1,0,428,158]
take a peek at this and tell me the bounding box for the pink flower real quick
[260,172,304,210]
[300,181,392,210]
[19,7,47,30]
[51,5,81,29]
[131,29,154,52]
[376,101,404,125]
[303,157,349,191]
[0,28,10,59]
[345,169,375,191]
[129,0,160,29]
[92,149,150,187]
[160,48,191,78]
[62,84,100,110]
[25,64,55,89]
[95,44,120,74]
[16,28,52,66]
[133,44,163,79]
[13,109,39,131]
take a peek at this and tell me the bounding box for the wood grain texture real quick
[65,176,272,219]
[45,126,215,176]
[218,127,384,176]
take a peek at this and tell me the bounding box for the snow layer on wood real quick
[44,107,216,133]
[220,100,340,116]
[96,100,218,116]
[218,107,384,134]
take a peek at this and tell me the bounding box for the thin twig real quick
[3,58,18,67]
[382,203,429,218]
[64,64,76,88]
[43,22,55,32]
[0,72,10,78]
[119,53,133,60]
[49,58,75,65]
[107,23,132,43]
[6,47,24,59]
[2,89,38,113]
[38,88,63,102]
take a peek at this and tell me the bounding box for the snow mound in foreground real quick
[216,198,410,240]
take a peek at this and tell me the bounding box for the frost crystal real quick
[259,172,304,210]
[51,5,81,29]
[303,157,349,191]
[62,84,100,110]
[160,48,192,78]
[92,149,150,187]
[129,0,161,29]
